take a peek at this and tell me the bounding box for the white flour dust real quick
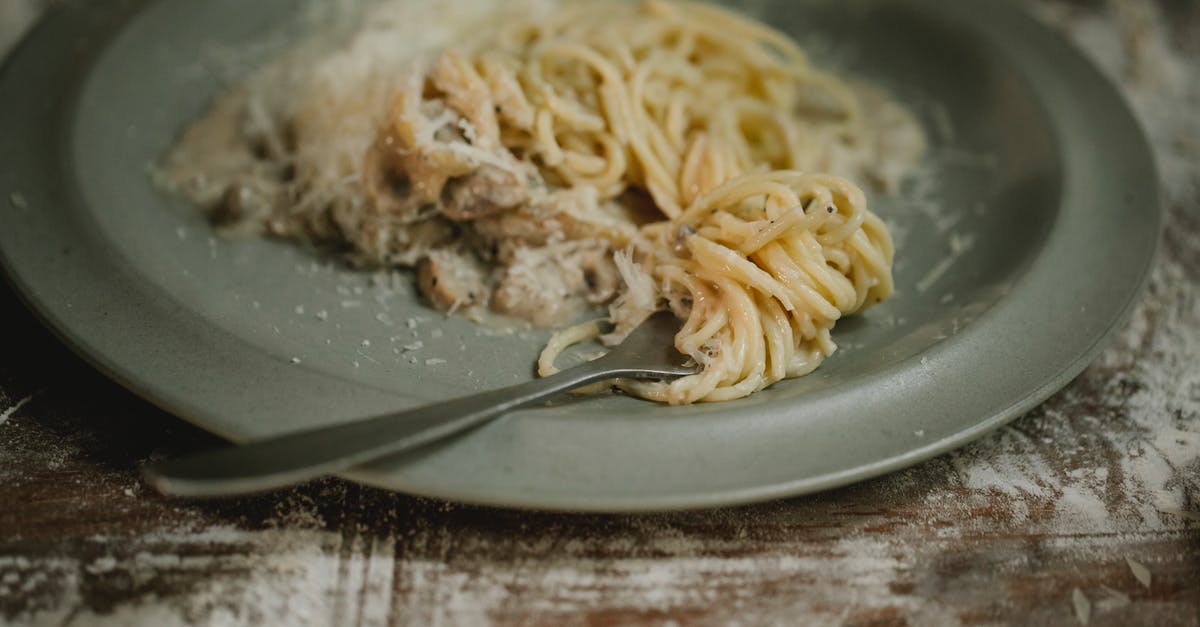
[0,391,39,428]
[2,525,396,627]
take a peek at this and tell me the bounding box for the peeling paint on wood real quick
[1,0,1198,625]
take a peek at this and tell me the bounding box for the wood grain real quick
[1,0,1198,625]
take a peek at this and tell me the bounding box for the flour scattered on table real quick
[1072,588,1091,625]
[0,391,38,427]
[1156,507,1200,521]
[1125,556,1151,588]
[1096,585,1131,611]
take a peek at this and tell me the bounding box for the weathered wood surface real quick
[1,1,1197,625]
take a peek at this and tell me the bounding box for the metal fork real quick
[144,312,695,497]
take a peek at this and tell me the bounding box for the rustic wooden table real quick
[2,1,1197,625]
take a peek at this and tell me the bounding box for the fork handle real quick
[144,359,635,498]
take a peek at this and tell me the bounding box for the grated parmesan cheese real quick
[8,192,27,210]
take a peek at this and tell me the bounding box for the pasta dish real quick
[162,0,926,404]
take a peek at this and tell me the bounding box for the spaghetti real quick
[164,0,924,404]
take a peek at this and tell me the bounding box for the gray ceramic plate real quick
[0,0,1159,511]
